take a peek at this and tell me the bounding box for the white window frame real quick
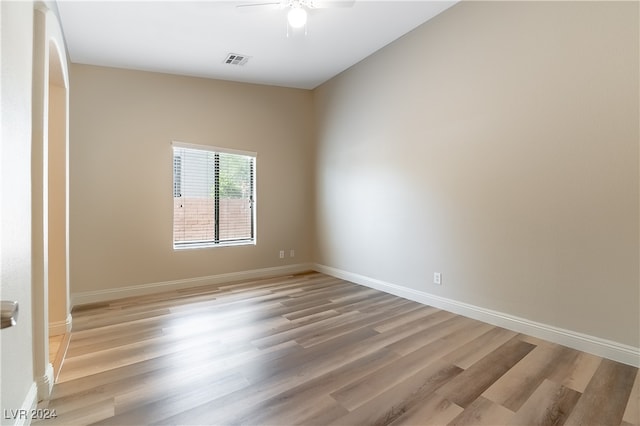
[172,141,257,250]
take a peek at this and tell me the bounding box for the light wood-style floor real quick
[49,332,71,382]
[38,272,639,425]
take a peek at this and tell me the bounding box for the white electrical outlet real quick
[290,249,295,258]
[279,250,285,259]
[434,272,442,285]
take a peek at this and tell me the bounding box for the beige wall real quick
[70,65,314,294]
[69,2,638,350]
[48,82,68,331]
[314,1,639,347]
[1,0,36,416]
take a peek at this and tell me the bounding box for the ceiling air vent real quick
[223,53,250,66]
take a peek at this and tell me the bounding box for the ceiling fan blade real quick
[308,0,355,8]
[236,2,284,11]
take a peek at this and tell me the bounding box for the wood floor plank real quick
[331,339,464,411]
[355,295,415,314]
[58,326,239,383]
[232,349,400,426]
[280,284,374,307]
[388,391,463,426]
[330,319,492,412]
[155,327,382,425]
[384,316,489,357]
[234,394,349,426]
[482,343,578,411]
[372,305,438,333]
[92,372,249,425]
[550,350,602,393]
[296,299,434,348]
[283,292,388,321]
[49,342,268,415]
[328,360,463,426]
[447,396,514,426]
[564,358,637,426]
[442,326,518,369]
[34,399,115,426]
[56,335,298,404]
[65,327,165,357]
[39,272,638,426]
[623,369,640,425]
[510,378,581,426]
[71,307,174,332]
[437,337,536,408]
[251,310,362,349]
[112,369,247,413]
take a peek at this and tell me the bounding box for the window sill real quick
[173,240,256,251]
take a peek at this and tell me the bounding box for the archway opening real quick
[46,39,69,381]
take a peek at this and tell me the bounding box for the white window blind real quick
[173,143,256,249]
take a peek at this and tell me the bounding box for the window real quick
[173,155,182,198]
[172,142,256,249]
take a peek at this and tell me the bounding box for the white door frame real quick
[31,3,71,401]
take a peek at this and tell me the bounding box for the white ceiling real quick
[57,1,457,89]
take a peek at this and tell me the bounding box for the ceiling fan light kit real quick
[287,6,307,28]
[238,0,356,35]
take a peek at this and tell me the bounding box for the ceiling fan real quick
[237,0,355,30]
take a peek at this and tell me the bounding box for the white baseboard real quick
[35,363,54,403]
[71,263,314,307]
[8,382,38,426]
[48,313,72,336]
[314,264,640,367]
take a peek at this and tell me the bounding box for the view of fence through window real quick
[173,145,255,248]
